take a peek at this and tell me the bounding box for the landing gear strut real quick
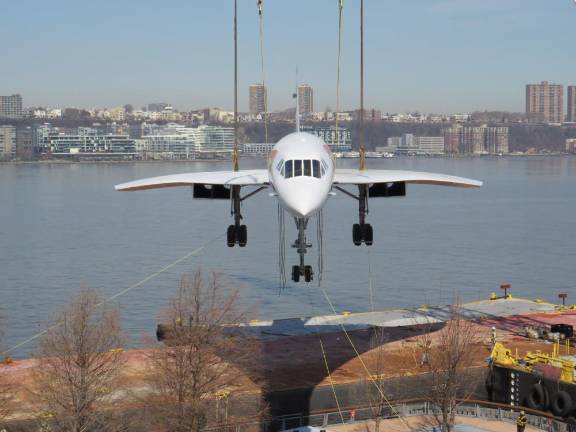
[227,185,247,247]
[291,218,313,283]
[352,184,373,246]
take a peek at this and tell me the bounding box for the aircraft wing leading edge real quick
[333,169,482,188]
[115,169,270,191]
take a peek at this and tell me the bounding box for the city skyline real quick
[1,0,576,113]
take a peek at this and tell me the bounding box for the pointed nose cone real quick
[289,185,325,218]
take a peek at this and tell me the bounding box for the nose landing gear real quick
[291,218,314,283]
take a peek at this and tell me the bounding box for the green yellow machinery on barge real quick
[487,341,576,418]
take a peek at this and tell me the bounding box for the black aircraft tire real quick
[304,266,312,283]
[227,225,236,247]
[363,224,373,246]
[292,266,300,283]
[238,225,247,247]
[551,391,573,417]
[353,224,362,246]
[526,383,547,411]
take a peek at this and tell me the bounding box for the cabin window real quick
[294,159,303,177]
[303,160,312,177]
[285,160,293,178]
[312,160,320,178]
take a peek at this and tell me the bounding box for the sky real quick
[1,0,576,114]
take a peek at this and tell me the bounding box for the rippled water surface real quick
[1,156,575,357]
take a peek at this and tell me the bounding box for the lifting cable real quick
[316,209,324,286]
[317,285,411,431]
[335,0,344,148]
[233,0,240,171]
[257,0,269,144]
[278,202,286,290]
[1,234,224,358]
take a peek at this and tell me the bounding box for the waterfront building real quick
[566,138,576,153]
[567,86,576,123]
[140,124,234,159]
[37,127,136,157]
[243,143,275,154]
[297,84,314,115]
[0,94,23,119]
[416,136,445,155]
[526,81,564,124]
[249,84,267,114]
[442,125,509,154]
[0,125,16,159]
[16,126,35,159]
[485,127,509,154]
[389,134,445,155]
[301,126,352,152]
[443,125,461,153]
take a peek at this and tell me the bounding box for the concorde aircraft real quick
[116,104,482,283]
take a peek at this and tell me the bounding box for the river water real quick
[1,156,575,357]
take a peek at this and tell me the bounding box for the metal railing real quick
[205,400,575,432]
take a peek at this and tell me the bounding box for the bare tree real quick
[32,288,125,432]
[146,271,266,432]
[362,326,390,432]
[418,304,483,432]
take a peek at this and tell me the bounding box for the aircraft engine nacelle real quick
[193,184,231,199]
[369,181,406,198]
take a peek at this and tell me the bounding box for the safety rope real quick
[319,337,345,423]
[335,0,343,147]
[306,284,345,424]
[368,247,374,313]
[318,285,412,430]
[1,234,223,357]
[257,0,268,145]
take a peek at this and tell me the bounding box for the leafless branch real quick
[31,288,125,432]
[145,271,267,432]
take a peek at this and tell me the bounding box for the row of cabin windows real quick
[277,159,325,179]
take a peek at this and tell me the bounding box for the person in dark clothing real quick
[517,411,527,432]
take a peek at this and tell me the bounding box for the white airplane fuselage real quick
[267,132,335,219]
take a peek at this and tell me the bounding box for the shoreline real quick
[1,153,573,166]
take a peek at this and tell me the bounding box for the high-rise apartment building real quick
[0,94,23,119]
[297,84,313,115]
[249,84,267,114]
[526,81,564,124]
[567,86,576,123]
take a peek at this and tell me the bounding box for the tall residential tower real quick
[567,86,576,123]
[297,84,314,115]
[249,84,267,114]
[0,94,23,119]
[526,81,563,124]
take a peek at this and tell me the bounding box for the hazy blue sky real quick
[2,0,575,113]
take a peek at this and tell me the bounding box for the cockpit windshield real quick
[283,159,323,179]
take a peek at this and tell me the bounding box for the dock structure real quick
[245,297,562,339]
[2,296,576,426]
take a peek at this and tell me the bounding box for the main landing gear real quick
[291,218,313,283]
[353,184,373,246]
[225,184,267,247]
[227,185,247,247]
